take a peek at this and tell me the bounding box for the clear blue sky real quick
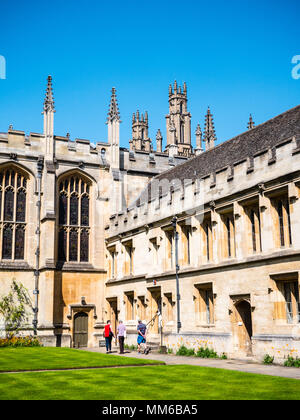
[0,0,299,149]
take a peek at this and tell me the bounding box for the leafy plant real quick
[0,336,41,347]
[129,344,137,351]
[186,348,195,356]
[196,346,218,358]
[176,345,190,356]
[167,348,173,354]
[0,280,33,338]
[284,356,300,368]
[263,354,274,365]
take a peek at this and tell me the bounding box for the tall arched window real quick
[0,168,27,260]
[58,175,90,263]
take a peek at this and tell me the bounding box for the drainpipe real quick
[32,157,44,335]
[172,217,181,334]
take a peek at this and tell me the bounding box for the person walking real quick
[103,320,114,353]
[137,319,148,354]
[117,320,126,354]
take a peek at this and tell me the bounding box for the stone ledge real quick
[252,334,300,341]
[0,261,33,271]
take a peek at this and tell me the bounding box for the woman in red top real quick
[103,320,114,353]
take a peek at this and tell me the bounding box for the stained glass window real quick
[59,193,67,225]
[4,189,14,221]
[70,194,78,226]
[81,195,89,226]
[16,190,26,222]
[80,230,89,262]
[0,168,27,260]
[58,176,90,263]
[15,226,25,260]
[2,225,13,259]
[69,229,78,261]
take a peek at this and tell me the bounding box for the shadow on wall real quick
[53,271,65,347]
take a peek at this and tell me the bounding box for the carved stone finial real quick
[43,75,55,113]
[248,114,255,130]
[204,107,216,150]
[156,129,162,140]
[107,87,121,123]
[156,129,163,153]
[195,124,203,155]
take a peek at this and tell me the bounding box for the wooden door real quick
[233,300,253,355]
[73,312,88,348]
[109,299,118,337]
[149,290,161,334]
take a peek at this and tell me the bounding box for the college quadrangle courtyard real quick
[0,347,300,400]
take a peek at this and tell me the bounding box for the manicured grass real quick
[0,348,162,372]
[0,365,300,400]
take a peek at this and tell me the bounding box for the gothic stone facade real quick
[0,79,188,347]
[1,77,300,362]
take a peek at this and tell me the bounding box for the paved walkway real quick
[84,347,300,380]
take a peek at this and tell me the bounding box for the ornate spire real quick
[204,107,216,150]
[107,87,120,123]
[43,75,55,113]
[247,114,255,130]
[174,80,178,93]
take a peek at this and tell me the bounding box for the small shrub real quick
[263,354,274,365]
[186,348,195,356]
[167,348,173,354]
[196,346,218,359]
[284,356,300,368]
[176,345,190,356]
[129,344,137,351]
[175,346,195,356]
[0,336,41,348]
[220,352,228,360]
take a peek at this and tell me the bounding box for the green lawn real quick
[0,365,300,400]
[0,348,299,400]
[0,347,162,372]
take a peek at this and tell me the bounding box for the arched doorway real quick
[73,312,88,348]
[107,298,118,337]
[148,288,161,335]
[232,299,253,356]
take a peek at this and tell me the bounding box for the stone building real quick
[105,103,300,362]
[1,76,300,362]
[0,77,189,347]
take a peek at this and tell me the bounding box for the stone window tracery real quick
[58,175,90,263]
[0,168,27,260]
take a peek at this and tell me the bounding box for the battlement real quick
[0,128,110,166]
[106,105,300,240]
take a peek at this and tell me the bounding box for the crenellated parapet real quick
[106,105,300,243]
